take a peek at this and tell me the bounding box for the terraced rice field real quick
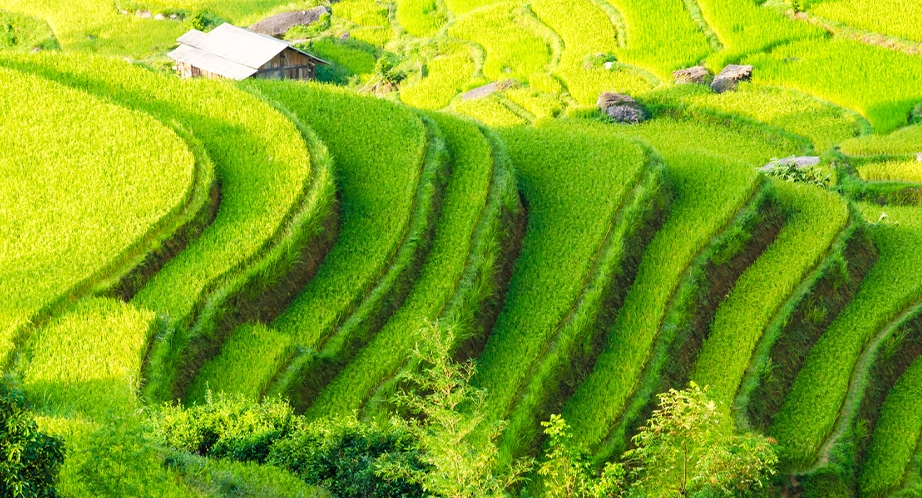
[5,0,922,495]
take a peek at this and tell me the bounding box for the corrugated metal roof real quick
[183,23,288,69]
[168,44,259,81]
[168,23,328,80]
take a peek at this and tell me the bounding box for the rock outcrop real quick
[711,64,753,93]
[249,7,332,37]
[597,92,646,124]
[673,66,711,84]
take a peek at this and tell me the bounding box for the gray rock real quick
[248,6,332,37]
[603,61,615,70]
[154,13,166,20]
[673,65,710,84]
[136,10,153,19]
[917,152,922,162]
[462,80,515,100]
[597,92,646,124]
[711,64,753,93]
[759,156,821,172]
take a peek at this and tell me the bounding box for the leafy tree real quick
[626,383,778,497]
[539,414,625,498]
[390,322,531,498]
[0,383,65,498]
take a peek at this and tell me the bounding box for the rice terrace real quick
[1,0,922,496]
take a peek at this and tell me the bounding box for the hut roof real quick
[168,23,328,80]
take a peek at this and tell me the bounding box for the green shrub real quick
[152,392,298,463]
[0,384,64,498]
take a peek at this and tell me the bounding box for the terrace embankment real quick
[496,151,672,465]
[283,116,450,413]
[745,217,877,431]
[597,180,783,460]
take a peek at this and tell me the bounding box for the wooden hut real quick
[168,23,328,81]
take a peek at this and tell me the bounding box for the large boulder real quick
[597,92,646,124]
[249,6,332,37]
[673,66,711,84]
[710,64,753,93]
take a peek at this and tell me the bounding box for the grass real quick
[859,349,922,495]
[497,153,669,466]
[589,0,712,80]
[23,298,155,419]
[453,95,529,126]
[400,47,477,110]
[562,114,797,455]
[0,54,339,404]
[23,299,198,497]
[502,87,563,119]
[331,0,390,27]
[858,160,922,184]
[305,112,517,418]
[0,65,195,362]
[447,2,551,84]
[691,181,848,406]
[396,0,446,37]
[193,81,429,406]
[667,82,866,153]
[0,0,186,57]
[748,38,922,134]
[470,121,647,453]
[809,0,922,44]
[771,204,922,467]
[0,9,58,51]
[695,0,823,67]
[528,0,655,104]
[840,124,922,157]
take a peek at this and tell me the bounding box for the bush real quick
[267,419,427,498]
[152,392,298,464]
[151,394,426,497]
[0,384,65,498]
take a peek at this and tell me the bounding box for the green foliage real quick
[592,0,712,79]
[153,392,298,463]
[0,65,196,361]
[0,384,64,498]
[64,417,193,498]
[185,9,224,31]
[453,96,529,127]
[562,115,793,456]
[626,384,778,497]
[538,415,625,498]
[763,162,831,188]
[840,124,922,157]
[151,393,426,497]
[665,83,865,153]
[166,453,328,498]
[696,0,823,67]
[0,11,57,51]
[857,160,922,184]
[469,122,645,462]
[400,49,476,110]
[397,0,446,38]
[391,323,531,497]
[375,52,408,85]
[303,37,377,84]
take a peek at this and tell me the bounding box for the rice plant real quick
[771,204,922,467]
[0,65,195,361]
